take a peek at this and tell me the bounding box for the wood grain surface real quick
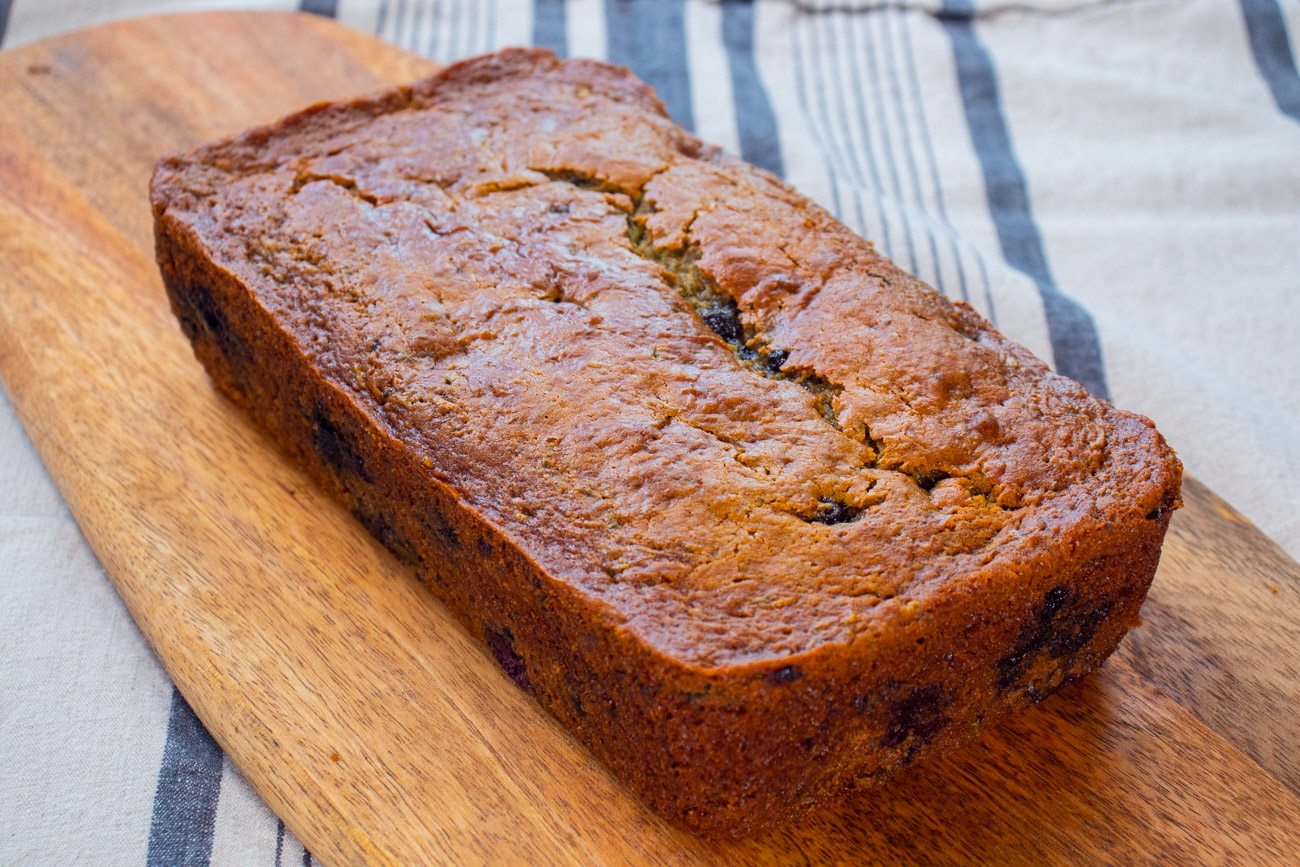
[1,12,1297,866]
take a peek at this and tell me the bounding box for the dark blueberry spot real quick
[701,302,745,343]
[1146,498,1175,521]
[571,695,586,716]
[1048,602,1113,657]
[190,284,228,341]
[312,403,371,482]
[769,665,803,685]
[353,505,388,541]
[421,509,461,550]
[683,683,712,702]
[174,279,253,373]
[548,202,570,214]
[803,737,815,753]
[997,587,1111,688]
[763,348,790,374]
[353,506,419,567]
[477,537,494,556]
[484,625,532,693]
[196,297,228,342]
[881,685,949,748]
[809,497,862,525]
[915,470,951,492]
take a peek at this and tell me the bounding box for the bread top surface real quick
[152,48,1180,670]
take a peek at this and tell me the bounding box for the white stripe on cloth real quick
[373,0,498,61]
[686,0,742,156]
[566,0,607,61]
[334,0,380,37]
[0,389,175,865]
[208,758,303,867]
[491,0,533,51]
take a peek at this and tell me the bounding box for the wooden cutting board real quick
[1,12,1298,865]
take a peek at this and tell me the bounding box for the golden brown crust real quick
[151,47,1182,836]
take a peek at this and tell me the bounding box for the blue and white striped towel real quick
[1,1,1297,863]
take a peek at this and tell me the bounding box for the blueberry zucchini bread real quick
[150,48,1182,837]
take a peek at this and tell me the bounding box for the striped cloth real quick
[1,1,1297,863]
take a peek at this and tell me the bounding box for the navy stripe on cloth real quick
[720,1,784,177]
[1240,0,1300,123]
[298,0,338,17]
[145,688,224,867]
[533,0,567,58]
[938,0,1110,399]
[606,0,695,132]
[0,0,13,48]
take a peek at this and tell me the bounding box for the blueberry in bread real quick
[150,48,1182,837]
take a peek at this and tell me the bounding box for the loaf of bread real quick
[151,48,1182,837]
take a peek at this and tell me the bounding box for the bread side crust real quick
[154,203,1175,836]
